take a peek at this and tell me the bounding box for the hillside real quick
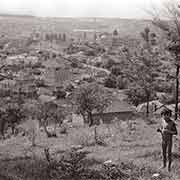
[0,16,160,39]
[0,13,179,180]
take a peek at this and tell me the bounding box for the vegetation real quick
[2,3,180,179]
[152,1,180,120]
[36,102,65,137]
[104,74,117,88]
[74,83,111,126]
[123,28,161,116]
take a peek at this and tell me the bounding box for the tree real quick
[0,102,25,136]
[58,33,62,40]
[83,32,87,40]
[45,33,50,41]
[103,58,116,70]
[0,110,7,137]
[111,66,123,76]
[6,104,24,134]
[113,29,118,36]
[74,83,111,127]
[53,87,67,99]
[152,1,180,120]
[126,86,156,107]
[124,28,160,116]
[63,33,66,42]
[94,33,97,41]
[104,74,117,88]
[36,102,65,137]
[116,75,128,89]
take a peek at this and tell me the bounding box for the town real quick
[0,1,180,179]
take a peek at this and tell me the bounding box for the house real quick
[92,100,135,125]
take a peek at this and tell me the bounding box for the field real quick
[0,116,180,179]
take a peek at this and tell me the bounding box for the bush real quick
[65,83,75,92]
[35,79,46,87]
[103,59,116,70]
[104,74,117,88]
[53,89,66,99]
[154,81,173,93]
[111,66,122,76]
[116,76,128,89]
[94,61,102,67]
[71,61,78,68]
[84,50,96,56]
[126,87,156,106]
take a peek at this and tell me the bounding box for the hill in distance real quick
[0,14,159,39]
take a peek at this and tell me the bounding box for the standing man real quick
[157,109,178,172]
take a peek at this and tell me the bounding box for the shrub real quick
[103,59,116,70]
[116,76,128,89]
[84,50,96,56]
[110,66,122,76]
[53,89,66,99]
[126,87,156,106]
[65,83,75,92]
[154,81,173,93]
[94,61,102,67]
[71,61,78,68]
[104,74,117,88]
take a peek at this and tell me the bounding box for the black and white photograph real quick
[0,0,180,179]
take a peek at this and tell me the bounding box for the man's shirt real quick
[161,118,177,142]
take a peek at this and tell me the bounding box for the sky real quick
[0,0,170,19]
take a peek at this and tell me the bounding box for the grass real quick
[0,116,180,179]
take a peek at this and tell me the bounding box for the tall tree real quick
[63,33,66,42]
[125,28,160,116]
[152,1,180,120]
[33,101,65,137]
[113,29,118,36]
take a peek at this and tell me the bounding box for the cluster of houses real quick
[0,27,175,127]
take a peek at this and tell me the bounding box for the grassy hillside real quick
[0,117,180,179]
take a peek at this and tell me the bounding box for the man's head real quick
[161,108,172,121]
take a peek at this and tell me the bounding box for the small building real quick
[92,100,135,124]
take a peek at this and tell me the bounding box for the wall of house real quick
[92,112,134,125]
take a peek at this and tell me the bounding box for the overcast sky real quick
[0,0,169,18]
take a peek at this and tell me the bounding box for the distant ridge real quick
[0,13,35,18]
